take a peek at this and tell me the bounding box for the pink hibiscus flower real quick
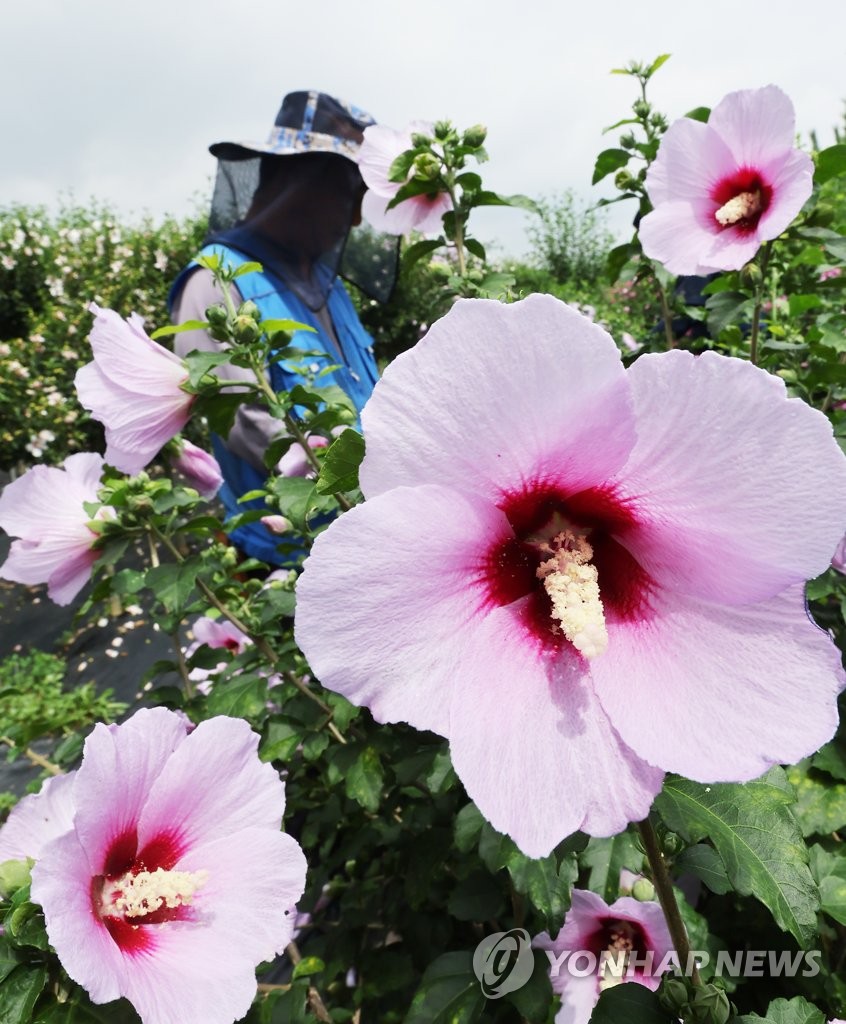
[358,121,453,235]
[295,295,846,857]
[639,86,813,274]
[0,708,307,1024]
[0,452,109,605]
[75,304,194,475]
[170,439,223,498]
[534,889,675,1024]
[184,616,282,694]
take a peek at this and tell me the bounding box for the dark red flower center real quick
[481,483,653,655]
[711,168,772,234]
[90,826,194,954]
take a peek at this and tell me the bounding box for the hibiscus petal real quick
[360,295,635,505]
[758,147,814,240]
[707,85,798,169]
[448,604,663,858]
[645,119,734,205]
[0,454,103,541]
[612,350,846,603]
[592,585,843,781]
[71,709,190,873]
[87,304,188,395]
[0,772,77,862]
[639,201,729,275]
[138,717,286,849]
[31,829,128,1004]
[296,483,514,737]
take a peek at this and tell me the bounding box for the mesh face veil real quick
[206,91,398,309]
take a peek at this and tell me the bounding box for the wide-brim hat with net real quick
[206,90,398,308]
[209,91,376,163]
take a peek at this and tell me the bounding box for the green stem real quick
[637,818,700,985]
[654,276,675,349]
[748,242,772,366]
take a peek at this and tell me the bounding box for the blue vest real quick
[169,243,379,565]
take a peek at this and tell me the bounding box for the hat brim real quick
[209,129,361,163]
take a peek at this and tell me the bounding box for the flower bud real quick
[462,124,488,148]
[0,857,32,897]
[233,314,261,345]
[171,440,223,499]
[433,120,452,140]
[205,304,228,326]
[631,878,656,901]
[632,99,651,119]
[740,262,763,289]
[658,974,692,1015]
[620,133,637,150]
[221,546,239,568]
[691,984,732,1024]
[237,299,261,321]
[615,170,635,190]
[661,831,685,857]
[413,153,442,182]
[410,131,431,148]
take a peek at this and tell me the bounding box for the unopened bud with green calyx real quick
[632,99,651,118]
[740,262,763,289]
[237,299,261,321]
[631,878,656,901]
[413,153,442,182]
[615,169,635,190]
[661,830,685,857]
[658,974,693,1015]
[233,314,261,345]
[205,304,229,326]
[462,124,487,148]
[433,120,452,140]
[410,131,431,148]
[690,984,732,1024]
[620,132,637,150]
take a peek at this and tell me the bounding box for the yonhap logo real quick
[472,928,534,998]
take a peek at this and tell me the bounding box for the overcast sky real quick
[2,0,845,258]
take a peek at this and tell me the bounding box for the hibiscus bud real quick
[615,170,635,190]
[413,153,441,182]
[171,439,223,498]
[658,974,692,1015]
[462,124,488,148]
[690,984,732,1024]
[237,299,261,322]
[632,99,651,119]
[650,112,668,131]
[205,304,229,326]
[221,546,239,568]
[410,131,431,148]
[0,857,32,897]
[620,132,637,150]
[433,120,452,140]
[631,878,656,901]
[233,314,261,345]
[740,262,763,288]
[661,830,685,857]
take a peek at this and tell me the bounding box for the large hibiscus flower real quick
[295,295,846,857]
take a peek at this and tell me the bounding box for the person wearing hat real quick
[169,90,397,566]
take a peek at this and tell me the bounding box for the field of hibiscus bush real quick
[3,57,846,1024]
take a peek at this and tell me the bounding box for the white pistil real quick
[715,190,762,226]
[104,867,208,919]
[536,532,608,658]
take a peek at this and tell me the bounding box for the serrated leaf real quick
[206,676,267,718]
[592,148,631,185]
[786,761,846,836]
[403,951,484,1024]
[182,349,233,388]
[655,770,819,945]
[815,144,846,185]
[315,428,365,495]
[737,995,826,1024]
[346,746,383,812]
[581,831,643,902]
[809,845,846,925]
[145,560,201,614]
[589,981,676,1023]
[674,843,732,895]
[0,964,47,1024]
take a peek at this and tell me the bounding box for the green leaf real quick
[592,148,631,185]
[0,936,24,985]
[454,803,485,853]
[403,951,484,1024]
[581,831,643,902]
[589,982,676,1023]
[0,964,47,1024]
[655,770,819,945]
[206,676,268,718]
[674,843,732,895]
[262,318,315,335]
[232,260,263,278]
[145,560,201,614]
[183,349,233,388]
[314,428,365,495]
[291,956,325,980]
[606,241,639,283]
[346,746,384,812]
[464,237,486,261]
[402,237,445,270]
[388,149,416,184]
[505,950,554,1023]
[705,291,751,337]
[602,117,640,134]
[737,995,826,1024]
[812,736,846,781]
[815,144,846,184]
[684,106,711,123]
[809,845,846,925]
[788,293,823,316]
[150,319,208,339]
[785,761,846,836]
[645,53,672,78]
[507,851,576,933]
